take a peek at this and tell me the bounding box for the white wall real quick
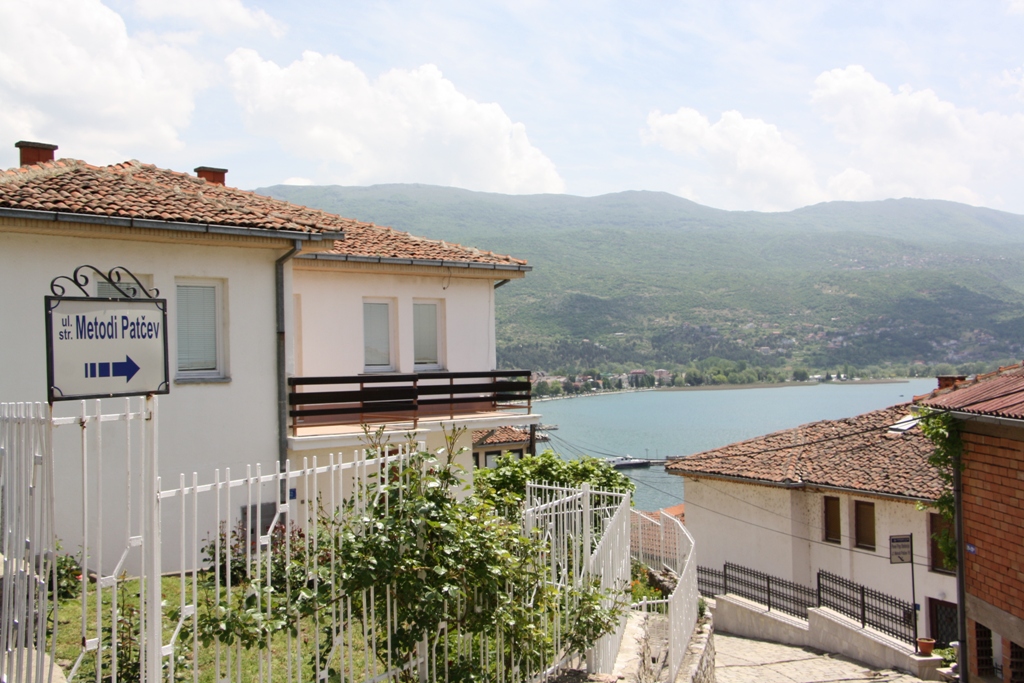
[685,477,799,580]
[684,477,957,639]
[293,266,496,376]
[0,227,283,480]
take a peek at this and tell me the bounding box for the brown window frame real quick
[929,512,955,574]
[854,500,876,550]
[823,496,842,543]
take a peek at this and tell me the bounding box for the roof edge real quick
[298,251,532,272]
[0,206,344,242]
[674,469,937,503]
[943,409,1024,429]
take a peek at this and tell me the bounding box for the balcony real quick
[288,370,533,438]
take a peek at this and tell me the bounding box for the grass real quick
[50,574,382,683]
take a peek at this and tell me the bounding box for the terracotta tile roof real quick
[1,158,528,267]
[317,229,528,267]
[666,404,942,501]
[915,362,1024,420]
[473,426,532,446]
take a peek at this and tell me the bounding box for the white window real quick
[413,301,443,369]
[176,281,225,379]
[363,301,393,371]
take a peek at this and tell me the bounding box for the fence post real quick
[417,633,429,682]
[723,563,729,596]
[816,571,822,608]
[582,483,592,577]
[145,394,163,683]
[766,575,772,612]
[859,585,866,628]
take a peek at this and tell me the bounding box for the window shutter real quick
[98,281,141,298]
[364,303,391,367]
[824,496,841,543]
[855,501,875,549]
[177,285,218,371]
[414,303,438,365]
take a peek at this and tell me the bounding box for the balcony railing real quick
[288,370,532,433]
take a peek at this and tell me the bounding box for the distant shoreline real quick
[660,378,911,392]
[533,378,912,402]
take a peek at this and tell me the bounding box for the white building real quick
[0,141,538,565]
[667,404,958,645]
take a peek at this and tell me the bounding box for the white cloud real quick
[645,66,1024,211]
[811,65,1024,205]
[225,49,565,194]
[282,177,313,186]
[1009,0,1024,14]
[134,0,283,36]
[0,0,206,162]
[825,168,875,201]
[1000,66,1024,100]
[643,107,825,211]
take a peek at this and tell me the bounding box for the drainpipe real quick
[954,442,969,683]
[276,240,303,485]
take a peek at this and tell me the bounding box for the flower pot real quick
[917,637,936,656]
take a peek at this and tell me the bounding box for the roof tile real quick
[473,426,532,446]
[915,361,1024,419]
[666,404,942,500]
[1,158,527,267]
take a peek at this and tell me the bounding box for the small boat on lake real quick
[605,456,651,469]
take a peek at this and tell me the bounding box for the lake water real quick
[534,379,937,511]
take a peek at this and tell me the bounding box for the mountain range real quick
[260,184,1024,375]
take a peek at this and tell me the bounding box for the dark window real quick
[855,501,875,550]
[930,513,955,573]
[824,496,841,543]
[929,598,958,648]
[976,622,995,677]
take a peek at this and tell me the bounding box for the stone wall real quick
[677,615,715,683]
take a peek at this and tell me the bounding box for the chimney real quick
[15,140,58,166]
[194,166,227,185]
[936,375,966,390]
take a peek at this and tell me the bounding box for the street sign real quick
[46,296,169,402]
[890,534,913,564]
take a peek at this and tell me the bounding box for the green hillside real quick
[262,184,1024,376]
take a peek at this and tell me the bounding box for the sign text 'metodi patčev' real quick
[46,297,169,403]
[69,312,162,341]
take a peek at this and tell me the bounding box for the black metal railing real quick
[288,370,532,432]
[697,566,723,598]
[722,562,818,619]
[817,570,917,645]
[697,563,918,646]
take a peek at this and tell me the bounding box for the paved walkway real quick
[716,632,926,683]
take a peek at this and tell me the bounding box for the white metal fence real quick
[523,483,631,675]
[2,401,635,683]
[630,509,698,682]
[1,403,57,683]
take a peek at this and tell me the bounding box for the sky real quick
[1,0,1023,213]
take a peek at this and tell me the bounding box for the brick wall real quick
[961,426,1024,623]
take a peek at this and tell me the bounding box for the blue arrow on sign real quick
[114,356,140,382]
[85,356,140,382]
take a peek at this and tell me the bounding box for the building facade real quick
[919,363,1024,682]
[667,404,958,645]
[1,141,537,566]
